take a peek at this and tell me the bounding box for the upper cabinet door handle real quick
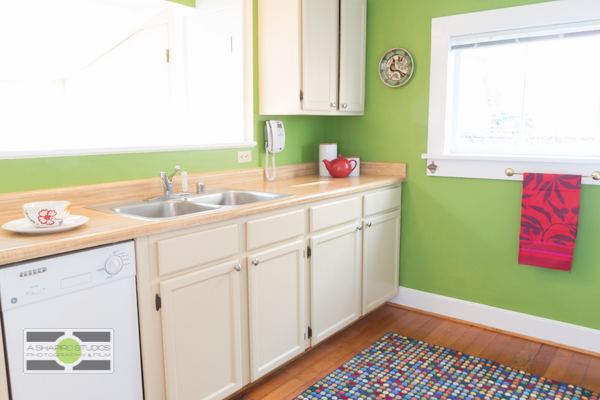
[235,264,242,272]
[330,102,337,108]
[342,103,348,109]
[366,222,372,228]
[252,259,259,266]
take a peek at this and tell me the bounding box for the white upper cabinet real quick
[301,0,339,112]
[258,0,367,115]
[339,0,367,112]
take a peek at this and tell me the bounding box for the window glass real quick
[450,31,600,157]
[0,0,249,159]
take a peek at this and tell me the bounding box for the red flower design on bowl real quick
[37,209,57,225]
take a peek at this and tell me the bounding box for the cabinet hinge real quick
[307,246,311,258]
[155,293,162,311]
[308,326,312,339]
[166,49,170,63]
[300,90,304,101]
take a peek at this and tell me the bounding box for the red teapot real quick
[322,154,358,178]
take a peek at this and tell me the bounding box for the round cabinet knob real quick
[367,222,372,228]
[342,103,348,109]
[235,264,241,272]
[252,259,259,266]
[357,226,362,230]
[105,255,123,275]
[330,102,337,108]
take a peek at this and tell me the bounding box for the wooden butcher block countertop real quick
[0,162,406,266]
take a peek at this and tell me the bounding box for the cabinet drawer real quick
[247,209,304,250]
[363,187,401,217]
[310,197,361,232]
[157,224,238,276]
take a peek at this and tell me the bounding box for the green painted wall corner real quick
[329,0,600,331]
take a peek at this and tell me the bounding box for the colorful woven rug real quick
[295,332,598,400]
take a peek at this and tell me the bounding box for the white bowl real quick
[23,201,71,228]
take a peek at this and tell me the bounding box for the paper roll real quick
[319,143,337,177]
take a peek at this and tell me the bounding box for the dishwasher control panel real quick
[0,241,135,311]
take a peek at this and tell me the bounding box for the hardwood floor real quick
[232,305,600,400]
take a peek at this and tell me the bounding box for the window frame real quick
[422,0,600,185]
[0,0,256,160]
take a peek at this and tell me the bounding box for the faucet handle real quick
[197,182,205,194]
[168,166,181,181]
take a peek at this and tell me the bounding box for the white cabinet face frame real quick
[247,240,306,381]
[309,223,362,345]
[159,260,243,400]
[362,210,400,315]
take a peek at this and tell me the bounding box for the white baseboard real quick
[389,286,600,354]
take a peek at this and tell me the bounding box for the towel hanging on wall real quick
[519,173,582,272]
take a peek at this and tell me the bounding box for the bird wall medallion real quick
[379,48,414,88]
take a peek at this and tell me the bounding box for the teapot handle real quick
[349,159,358,172]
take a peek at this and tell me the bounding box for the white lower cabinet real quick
[247,240,306,381]
[362,211,401,314]
[310,223,362,345]
[159,260,243,400]
[137,185,402,400]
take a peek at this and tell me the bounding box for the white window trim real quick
[0,142,257,160]
[422,0,600,185]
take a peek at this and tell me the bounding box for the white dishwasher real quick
[0,241,143,400]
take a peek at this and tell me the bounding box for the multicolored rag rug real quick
[295,333,598,400]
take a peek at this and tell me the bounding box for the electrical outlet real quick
[238,151,252,163]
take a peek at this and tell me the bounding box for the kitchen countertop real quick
[0,162,406,266]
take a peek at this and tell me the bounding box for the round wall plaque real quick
[379,48,414,88]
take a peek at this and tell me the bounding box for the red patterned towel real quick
[519,173,581,272]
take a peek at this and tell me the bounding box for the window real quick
[0,0,254,159]
[423,0,600,183]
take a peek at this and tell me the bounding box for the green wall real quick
[0,0,328,194]
[169,0,195,8]
[329,0,600,331]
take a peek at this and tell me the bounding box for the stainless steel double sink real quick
[88,189,293,221]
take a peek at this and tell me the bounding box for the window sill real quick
[0,142,258,160]
[421,153,600,185]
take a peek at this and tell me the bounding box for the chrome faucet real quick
[159,166,180,197]
[147,166,190,201]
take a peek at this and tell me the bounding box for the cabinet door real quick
[302,0,339,112]
[160,260,243,400]
[339,0,367,113]
[363,211,400,315]
[248,240,305,381]
[310,223,361,345]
